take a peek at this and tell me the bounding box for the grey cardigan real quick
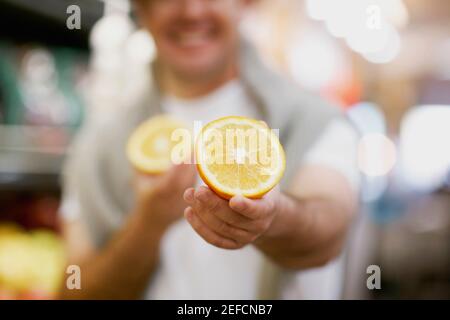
[62,41,343,298]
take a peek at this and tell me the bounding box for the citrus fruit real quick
[127,114,189,174]
[196,116,285,199]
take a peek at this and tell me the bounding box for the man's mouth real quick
[169,27,216,49]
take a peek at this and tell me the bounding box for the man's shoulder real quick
[241,45,341,123]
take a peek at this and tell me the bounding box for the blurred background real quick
[0,0,449,299]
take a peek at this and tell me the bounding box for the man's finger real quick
[211,207,254,231]
[192,203,255,244]
[184,207,241,250]
[229,194,275,220]
[193,189,256,230]
[194,186,225,213]
[183,188,195,205]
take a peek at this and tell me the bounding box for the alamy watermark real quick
[149,120,282,171]
[66,5,81,30]
[366,264,381,290]
[66,264,81,290]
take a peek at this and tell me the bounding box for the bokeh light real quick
[306,0,406,63]
[399,105,450,191]
[124,29,156,65]
[358,133,397,177]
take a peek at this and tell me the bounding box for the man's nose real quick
[180,0,208,19]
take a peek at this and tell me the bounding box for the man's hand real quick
[134,163,197,232]
[183,186,280,249]
[61,163,197,300]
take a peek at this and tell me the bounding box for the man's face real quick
[136,0,246,79]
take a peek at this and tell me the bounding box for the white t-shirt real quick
[61,80,359,299]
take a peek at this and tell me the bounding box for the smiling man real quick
[60,0,359,299]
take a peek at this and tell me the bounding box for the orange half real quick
[127,114,189,174]
[196,116,285,199]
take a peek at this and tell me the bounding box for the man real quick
[60,0,359,299]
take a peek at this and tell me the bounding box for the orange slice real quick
[196,116,285,199]
[127,114,189,174]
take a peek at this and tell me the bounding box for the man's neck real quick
[158,63,238,99]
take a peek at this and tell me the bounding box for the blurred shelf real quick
[0,172,60,192]
[0,125,72,191]
[0,0,104,49]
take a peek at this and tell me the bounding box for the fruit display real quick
[0,223,66,300]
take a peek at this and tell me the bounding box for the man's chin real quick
[171,60,224,80]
